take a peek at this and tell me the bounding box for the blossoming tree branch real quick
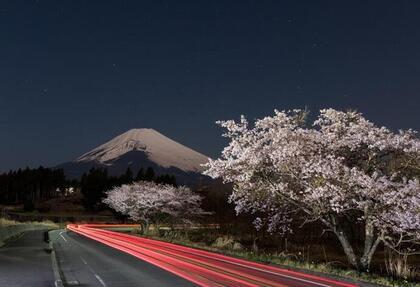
[204,108,420,271]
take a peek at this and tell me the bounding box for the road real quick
[50,229,196,287]
[64,224,360,287]
[0,229,54,287]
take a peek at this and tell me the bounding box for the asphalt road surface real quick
[51,229,196,287]
[0,229,54,287]
[65,225,360,287]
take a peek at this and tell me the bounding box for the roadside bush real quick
[232,242,244,251]
[212,235,243,251]
[385,250,418,281]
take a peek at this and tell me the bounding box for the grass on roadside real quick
[0,217,59,229]
[0,217,59,247]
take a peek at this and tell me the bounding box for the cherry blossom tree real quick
[103,181,207,234]
[204,108,420,271]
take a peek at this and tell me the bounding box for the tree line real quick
[0,165,177,212]
[0,167,66,209]
[80,166,176,211]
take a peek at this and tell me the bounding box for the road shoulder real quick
[0,229,55,287]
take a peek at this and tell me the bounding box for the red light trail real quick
[67,224,359,287]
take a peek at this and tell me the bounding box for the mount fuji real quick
[57,129,211,185]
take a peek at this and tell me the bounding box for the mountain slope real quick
[57,129,211,184]
[78,129,208,172]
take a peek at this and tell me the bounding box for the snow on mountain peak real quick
[77,128,209,172]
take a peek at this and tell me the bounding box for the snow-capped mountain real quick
[57,129,211,184]
[78,129,208,172]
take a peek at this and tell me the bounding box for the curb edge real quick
[49,231,65,287]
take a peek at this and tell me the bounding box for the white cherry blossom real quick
[204,108,420,271]
[103,181,207,233]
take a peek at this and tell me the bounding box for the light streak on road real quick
[67,224,359,287]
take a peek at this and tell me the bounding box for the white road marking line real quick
[59,231,68,243]
[60,235,68,242]
[80,257,107,287]
[94,274,107,287]
[80,257,94,272]
[86,264,95,273]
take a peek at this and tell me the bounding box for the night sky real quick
[0,1,419,171]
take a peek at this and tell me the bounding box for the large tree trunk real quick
[331,219,381,272]
[333,228,359,269]
[320,216,362,269]
[360,217,382,271]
